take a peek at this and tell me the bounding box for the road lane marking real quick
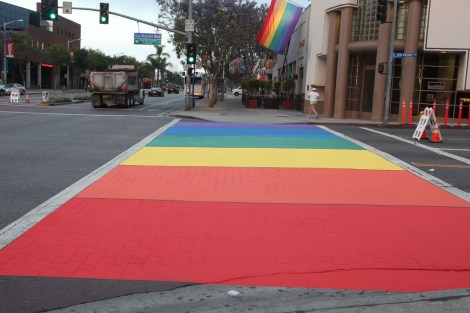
[0,110,165,118]
[411,162,470,169]
[442,148,470,152]
[322,126,470,202]
[0,119,180,249]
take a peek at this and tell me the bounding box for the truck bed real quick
[90,71,139,93]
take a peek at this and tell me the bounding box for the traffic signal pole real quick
[57,6,187,36]
[56,5,191,107]
[383,0,398,124]
[185,0,193,111]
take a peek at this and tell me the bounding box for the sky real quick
[6,0,311,72]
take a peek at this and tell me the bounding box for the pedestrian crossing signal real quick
[100,3,109,24]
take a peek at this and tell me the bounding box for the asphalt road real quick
[0,95,181,230]
[1,98,469,313]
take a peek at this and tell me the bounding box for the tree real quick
[42,44,69,89]
[139,62,155,81]
[146,45,173,85]
[155,0,268,107]
[9,32,39,85]
[166,71,184,86]
[74,48,138,71]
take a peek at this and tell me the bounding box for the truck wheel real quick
[138,90,145,105]
[91,94,102,108]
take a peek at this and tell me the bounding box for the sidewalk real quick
[170,95,470,128]
[171,95,399,126]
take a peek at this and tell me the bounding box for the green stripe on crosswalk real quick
[147,135,364,150]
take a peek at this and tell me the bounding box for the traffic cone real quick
[430,125,442,143]
[25,95,30,103]
[420,128,427,139]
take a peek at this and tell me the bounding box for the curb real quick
[36,100,87,106]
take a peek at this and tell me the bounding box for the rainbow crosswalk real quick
[1,121,469,292]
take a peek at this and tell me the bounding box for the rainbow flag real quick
[256,0,303,53]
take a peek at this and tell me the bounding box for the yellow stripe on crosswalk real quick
[123,147,403,170]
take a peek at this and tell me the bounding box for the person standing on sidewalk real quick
[307,87,320,119]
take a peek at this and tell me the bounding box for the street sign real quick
[185,19,194,32]
[394,52,417,59]
[134,33,162,45]
[63,2,72,14]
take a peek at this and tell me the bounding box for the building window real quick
[395,2,408,40]
[346,55,364,111]
[353,0,428,41]
[352,0,379,41]
[389,53,459,116]
[419,1,428,41]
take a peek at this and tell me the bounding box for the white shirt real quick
[308,90,319,102]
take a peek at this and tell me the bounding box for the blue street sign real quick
[394,52,417,59]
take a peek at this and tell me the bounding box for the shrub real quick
[73,94,92,101]
[48,96,72,103]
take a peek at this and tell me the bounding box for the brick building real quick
[0,1,81,89]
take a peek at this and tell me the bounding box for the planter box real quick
[263,97,279,109]
[248,99,258,108]
[283,100,293,110]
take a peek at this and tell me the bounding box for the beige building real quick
[304,0,470,122]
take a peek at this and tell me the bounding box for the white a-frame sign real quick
[412,107,442,142]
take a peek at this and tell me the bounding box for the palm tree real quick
[146,45,173,86]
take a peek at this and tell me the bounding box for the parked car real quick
[148,87,164,97]
[0,79,5,96]
[232,87,243,96]
[167,83,179,94]
[3,83,26,95]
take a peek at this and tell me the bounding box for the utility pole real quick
[185,0,193,111]
[67,38,81,90]
[3,19,23,82]
[384,0,398,124]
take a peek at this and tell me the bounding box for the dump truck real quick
[90,65,145,108]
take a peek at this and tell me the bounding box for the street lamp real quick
[66,38,81,90]
[110,53,124,68]
[3,19,23,82]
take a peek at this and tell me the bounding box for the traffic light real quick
[187,67,193,76]
[99,3,109,24]
[186,43,197,65]
[377,0,388,24]
[41,0,58,21]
